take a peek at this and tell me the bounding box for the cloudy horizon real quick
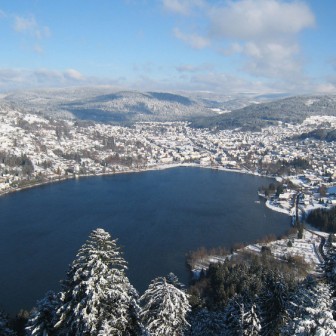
[0,0,335,95]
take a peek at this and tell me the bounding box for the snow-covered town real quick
[1,104,335,213]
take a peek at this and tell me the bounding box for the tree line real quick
[0,151,34,176]
[2,227,336,335]
[307,206,336,232]
[299,129,336,142]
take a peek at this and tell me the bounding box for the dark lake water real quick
[0,167,290,314]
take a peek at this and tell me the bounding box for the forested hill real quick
[1,88,214,123]
[3,89,336,129]
[0,87,286,124]
[192,95,336,131]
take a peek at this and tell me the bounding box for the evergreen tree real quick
[26,290,59,336]
[282,280,336,335]
[259,272,289,336]
[187,308,227,336]
[225,297,261,336]
[166,272,185,290]
[140,276,190,336]
[324,245,336,285]
[243,304,261,336]
[54,228,138,336]
[224,298,244,336]
[0,310,16,336]
[96,320,110,336]
[122,285,144,336]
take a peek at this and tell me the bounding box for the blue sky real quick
[0,0,335,94]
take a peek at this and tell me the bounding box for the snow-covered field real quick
[193,229,324,275]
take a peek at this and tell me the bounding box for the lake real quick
[0,167,289,314]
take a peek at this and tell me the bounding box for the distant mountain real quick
[60,90,213,123]
[2,87,107,119]
[1,88,214,123]
[192,95,336,131]
[0,87,281,124]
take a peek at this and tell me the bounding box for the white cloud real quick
[0,68,85,90]
[168,0,316,84]
[185,71,336,95]
[173,27,210,49]
[241,41,302,78]
[12,15,51,53]
[315,83,336,94]
[14,15,50,39]
[184,71,269,93]
[65,69,85,81]
[163,0,191,15]
[33,44,44,54]
[0,9,6,18]
[208,0,315,41]
[1,66,333,95]
[176,63,213,73]
[162,0,204,15]
[33,69,64,83]
[14,15,36,32]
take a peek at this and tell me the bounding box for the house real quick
[279,192,292,201]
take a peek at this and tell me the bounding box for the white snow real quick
[265,200,292,215]
[304,99,319,106]
[211,108,231,114]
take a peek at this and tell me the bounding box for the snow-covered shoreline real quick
[0,163,263,198]
[265,199,292,216]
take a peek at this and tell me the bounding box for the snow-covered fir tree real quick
[0,310,16,336]
[140,276,191,336]
[54,228,139,336]
[125,285,144,336]
[259,271,289,335]
[243,303,261,336]
[282,279,336,335]
[224,296,261,336]
[97,319,118,336]
[26,290,59,336]
[325,244,336,287]
[224,299,245,336]
[187,308,227,336]
[166,272,185,290]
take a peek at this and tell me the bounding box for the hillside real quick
[192,95,336,131]
[4,89,335,129]
[1,88,214,123]
[1,87,278,124]
[60,90,213,123]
